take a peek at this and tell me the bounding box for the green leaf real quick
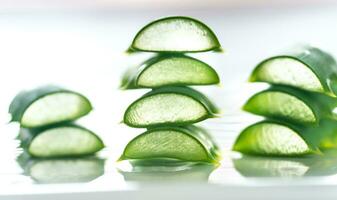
[9,85,92,128]
[123,86,219,128]
[250,45,337,96]
[243,86,337,125]
[233,120,337,156]
[19,124,104,158]
[121,54,220,89]
[129,16,221,52]
[119,126,220,163]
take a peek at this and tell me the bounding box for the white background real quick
[1,1,337,199]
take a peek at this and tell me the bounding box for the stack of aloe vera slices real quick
[9,85,104,158]
[120,16,222,164]
[233,45,337,156]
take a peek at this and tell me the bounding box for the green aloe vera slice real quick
[19,124,104,158]
[243,86,337,125]
[9,85,92,128]
[17,154,104,183]
[121,54,220,89]
[250,45,337,96]
[233,120,337,156]
[123,86,218,128]
[129,16,221,52]
[119,126,220,163]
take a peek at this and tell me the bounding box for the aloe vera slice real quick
[18,154,104,183]
[19,124,104,158]
[250,45,337,96]
[9,85,92,128]
[129,16,221,52]
[123,86,218,127]
[121,55,220,89]
[119,126,220,163]
[243,86,337,125]
[233,120,337,156]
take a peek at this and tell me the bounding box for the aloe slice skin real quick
[123,86,219,128]
[119,126,220,163]
[17,154,104,183]
[19,124,104,158]
[243,86,337,125]
[232,119,337,156]
[250,45,337,96]
[121,54,220,89]
[128,16,221,53]
[9,85,92,128]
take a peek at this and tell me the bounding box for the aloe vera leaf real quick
[243,86,337,125]
[233,119,337,156]
[250,45,337,96]
[128,16,221,52]
[121,54,220,89]
[9,85,92,128]
[119,126,220,163]
[19,124,104,158]
[123,86,219,128]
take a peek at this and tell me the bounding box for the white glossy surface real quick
[1,4,337,200]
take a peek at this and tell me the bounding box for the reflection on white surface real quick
[118,160,216,182]
[232,150,337,178]
[18,154,105,184]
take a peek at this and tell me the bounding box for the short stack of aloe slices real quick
[233,45,337,156]
[9,85,104,158]
[120,16,222,164]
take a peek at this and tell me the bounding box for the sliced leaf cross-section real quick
[250,45,337,96]
[129,16,221,52]
[121,54,220,89]
[9,85,92,128]
[243,86,337,125]
[120,126,220,163]
[123,86,219,128]
[19,124,104,158]
[233,120,337,156]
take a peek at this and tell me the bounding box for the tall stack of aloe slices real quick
[120,16,222,164]
[233,45,337,156]
[9,85,104,158]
